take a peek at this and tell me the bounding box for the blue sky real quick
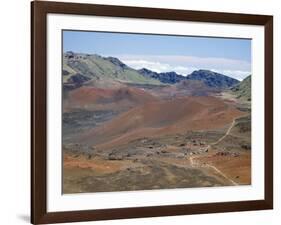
[63,30,251,80]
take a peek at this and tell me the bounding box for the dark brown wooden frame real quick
[31,1,273,224]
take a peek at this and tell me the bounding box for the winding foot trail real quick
[189,118,239,186]
[212,119,236,146]
[200,118,237,153]
[189,156,238,186]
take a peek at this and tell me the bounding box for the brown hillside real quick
[77,96,246,149]
[147,80,219,99]
[64,86,157,112]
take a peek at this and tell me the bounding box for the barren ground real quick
[63,86,251,193]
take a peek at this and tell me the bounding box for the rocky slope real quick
[231,75,251,101]
[63,52,240,90]
[138,68,185,84]
[63,52,162,89]
[186,70,239,89]
[138,68,240,89]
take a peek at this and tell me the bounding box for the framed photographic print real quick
[31,1,273,224]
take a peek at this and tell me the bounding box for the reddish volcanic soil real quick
[191,150,251,184]
[63,84,251,193]
[76,96,246,150]
[64,86,157,112]
[64,153,135,174]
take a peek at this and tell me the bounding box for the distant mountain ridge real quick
[186,70,239,89]
[138,67,239,89]
[63,52,240,89]
[138,68,186,84]
[63,51,162,89]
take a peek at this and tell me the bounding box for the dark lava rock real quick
[186,70,239,89]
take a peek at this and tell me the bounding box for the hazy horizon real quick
[63,30,251,80]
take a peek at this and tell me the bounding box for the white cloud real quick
[122,60,170,73]
[118,54,251,80]
[122,59,197,76]
[211,69,251,81]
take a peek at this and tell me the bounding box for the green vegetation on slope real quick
[231,75,251,101]
[63,52,162,85]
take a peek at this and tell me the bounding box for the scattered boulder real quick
[216,152,230,156]
[199,142,205,146]
[241,144,251,150]
[108,152,123,160]
[126,153,131,158]
[140,138,148,144]
[176,155,185,159]
[232,152,240,157]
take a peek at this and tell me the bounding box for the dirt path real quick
[211,119,236,146]
[206,164,238,185]
[189,118,239,186]
[189,156,238,185]
[200,118,236,153]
